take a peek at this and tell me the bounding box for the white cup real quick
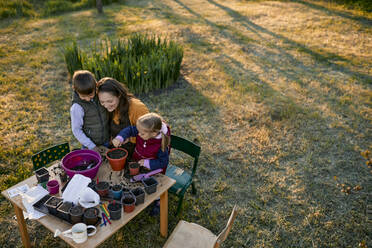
[63,223,97,243]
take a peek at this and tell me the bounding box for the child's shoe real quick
[149,200,160,216]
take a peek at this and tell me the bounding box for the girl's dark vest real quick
[133,125,171,174]
[72,92,109,146]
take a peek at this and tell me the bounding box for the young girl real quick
[112,113,171,174]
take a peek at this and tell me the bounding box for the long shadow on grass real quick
[157,4,372,246]
[205,0,372,134]
[211,54,372,246]
[169,0,371,129]
[206,0,372,85]
[294,0,372,25]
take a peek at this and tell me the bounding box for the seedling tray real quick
[56,201,73,222]
[44,196,63,215]
[48,208,102,226]
[32,194,52,214]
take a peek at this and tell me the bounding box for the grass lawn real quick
[0,0,371,247]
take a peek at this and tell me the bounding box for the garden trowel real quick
[130,169,163,182]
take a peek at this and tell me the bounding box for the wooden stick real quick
[160,191,168,237]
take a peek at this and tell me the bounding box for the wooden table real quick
[1,161,176,248]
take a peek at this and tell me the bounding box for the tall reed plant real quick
[63,34,184,93]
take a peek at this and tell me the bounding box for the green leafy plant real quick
[63,34,184,93]
[62,41,84,81]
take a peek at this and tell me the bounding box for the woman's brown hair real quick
[97,77,134,128]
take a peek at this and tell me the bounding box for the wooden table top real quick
[1,160,176,248]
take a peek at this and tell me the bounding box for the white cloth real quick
[62,174,91,205]
[78,187,100,208]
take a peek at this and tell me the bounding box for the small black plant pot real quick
[56,201,73,222]
[122,187,131,193]
[88,181,96,191]
[44,196,63,215]
[131,187,145,205]
[69,205,84,225]
[108,202,122,220]
[35,167,50,183]
[84,207,99,225]
[142,177,158,194]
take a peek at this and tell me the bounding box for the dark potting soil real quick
[132,188,144,196]
[130,163,139,169]
[70,206,83,216]
[123,197,135,205]
[143,177,157,186]
[88,181,96,189]
[96,182,109,190]
[58,202,72,213]
[108,203,121,211]
[59,172,68,182]
[70,160,97,171]
[84,208,98,218]
[35,167,48,175]
[139,166,151,174]
[46,197,62,207]
[107,149,126,159]
[112,185,122,191]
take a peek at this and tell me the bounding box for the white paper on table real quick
[21,185,49,220]
[62,174,91,205]
[7,184,30,198]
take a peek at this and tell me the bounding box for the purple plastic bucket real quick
[61,150,102,179]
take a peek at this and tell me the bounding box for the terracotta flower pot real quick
[122,194,136,213]
[129,162,140,176]
[106,148,128,171]
[95,181,110,197]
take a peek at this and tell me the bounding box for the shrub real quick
[62,41,84,80]
[0,0,35,19]
[0,0,120,20]
[63,34,184,94]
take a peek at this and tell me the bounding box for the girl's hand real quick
[138,160,145,166]
[112,138,121,147]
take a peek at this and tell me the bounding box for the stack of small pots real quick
[35,167,50,188]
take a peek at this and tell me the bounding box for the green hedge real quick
[0,0,119,19]
[63,34,184,94]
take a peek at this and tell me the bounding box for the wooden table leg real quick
[12,202,31,248]
[160,190,168,237]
